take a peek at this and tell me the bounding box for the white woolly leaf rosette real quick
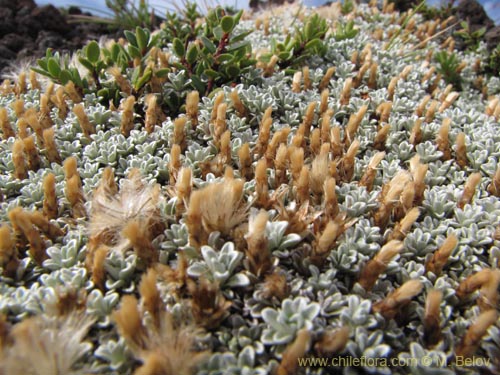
[187,242,250,288]
[261,296,320,345]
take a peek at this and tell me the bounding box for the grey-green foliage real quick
[261,296,320,345]
[187,242,250,288]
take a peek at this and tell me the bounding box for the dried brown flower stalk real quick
[487,165,500,197]
[425,234,458,276]
[477,269,500,311]
[8,207,46,265]
[120,95,136,137]
[319,66,335,92]
[259,270,289,301]
[109,66,132,95]
[456,268,493,300]
[230,89,247,117]
[144,94,158,134]
[238,142,253,181]
[358,240,404,291]
[245,210,271,277]
[0,225,18,278]
[314,326,349,356]
[42,127,62,164]
[340,77,353,106]
[311,221,340,267]
[423,289,442,347]
[188,277,231,330]
[436,118,452,161]
[409,119,423,147]
[339,139,360,183]
[373,123,390,151]
[22,135,40,171]
[389,207,420,241]
[73,103,95,138]
[0,107,15,140]
[12,139,27,180]
[186,90,200,127]
[277,329,311,375]
[455,310,498,359]
[359,151,385,192]
[372,279,423,319]
[455,132,467,168]
[457,172,481,209]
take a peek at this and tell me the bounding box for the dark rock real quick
[31,5,70,34]
[35,31,65,52]
[0,45,16,60]
[455,0,494,33]
[1,33,29,52]
[485,26,500,50]
[0,8,14,37]
[389,0,420,12]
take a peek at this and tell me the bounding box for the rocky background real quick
[0,0,117,78]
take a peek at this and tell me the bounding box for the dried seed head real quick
[0,225,18,277]
[456,268,493,299]
[113,295,148,351]
[120,95,136,137]
[456,310,498,359]
[230,89,247,117]
[487,165,500,197]
[409,118,423,146]
[108,66,132,95]
[436,118,452,161]
[311,221,340,266]
[359,151,385,192]
[372,279,423,319]
[12,139,27,180]
[292,71,302,93]
[246,210,271,277]
[0,107,15,140]
[186,90,200,126]
[144,94,158,134]
[458,172,481,209]
[324,177,339,221]
[315,327,350,356]
[260,270,289,301]
[277,329,311,375]
[173,116,187,151]
[319,67,335,92]
[320,89,329,114]
[122,220,158,266]
[303,66,311,90]
[358,240,403,291]
[423,289,442,347]
[389,207,420,241]
[238,143,252,181]
[310,153,330,198]
[373,123,390,150]
[340,78,353,106]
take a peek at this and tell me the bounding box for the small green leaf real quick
[204,69,219,79]
[47,58,61,78]
[37,58,48,71]
[155,68,170,78]
[59,70,72,85]
[220,16,234,34]
[134,68,152,91]
[78,57,94,72]
[305,38,323,51]
[200,36,216,54]
[190,75,206,93]
[124,30,138,47]
[128,45,141,59]
[186,44,198,65]
[213,26,223,41]
[136,27,149,51]
[86,41,100,64]
[225,64,240,78]
[173,38,185,58]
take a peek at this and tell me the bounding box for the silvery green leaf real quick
[237,346,255,368]
[227,273,250,288]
